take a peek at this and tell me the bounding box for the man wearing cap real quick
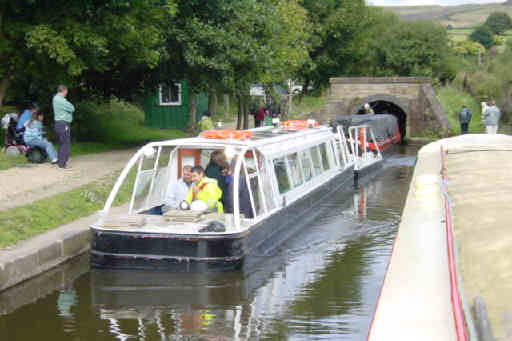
[52,85,75,169]
[364,103,375,115]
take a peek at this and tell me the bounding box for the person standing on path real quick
[458,105,472,134]
[255,104,265,127]
[482,100,501,134]
[53,85,75,169]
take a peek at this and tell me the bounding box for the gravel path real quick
[0,149,136,212]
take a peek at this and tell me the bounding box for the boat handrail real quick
[348,125,382,171]
[335,125,354,168]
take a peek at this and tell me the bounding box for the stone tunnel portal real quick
[356,101,407,141]
[328,77,452,138]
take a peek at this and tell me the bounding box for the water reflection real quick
[0,147,418,341]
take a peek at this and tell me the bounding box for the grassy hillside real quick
[382,3,512,28]
[442,4,512,28]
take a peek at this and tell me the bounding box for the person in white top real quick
[164,165,193,209]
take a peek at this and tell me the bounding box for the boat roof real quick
[145,126,335,150]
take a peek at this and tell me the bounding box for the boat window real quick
[310,146,323,175]
[249,176,264,216]
[287,153,304,187]
[132,146,160,212]
[300,151,313,182]
[320,143,331,171]
[132,146,177,213]
[273,157,291,194]
[259,157,278,210]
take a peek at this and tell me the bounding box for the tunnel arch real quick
[352,94,408,140]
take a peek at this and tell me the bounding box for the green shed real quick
[144,81,208,129]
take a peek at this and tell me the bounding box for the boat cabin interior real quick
[96,126,363,235]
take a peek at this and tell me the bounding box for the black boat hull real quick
[90,166,355,271]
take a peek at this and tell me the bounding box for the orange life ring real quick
[281,120,319,130]
[200,130,253,140]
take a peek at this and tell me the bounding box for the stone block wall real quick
[327,77,451,137]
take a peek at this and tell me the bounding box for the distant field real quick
[442,5,512,28]
[447,28,512,44]
[382,3,512,28]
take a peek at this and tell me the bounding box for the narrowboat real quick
[90,120,383,271]
[331,114,402,152]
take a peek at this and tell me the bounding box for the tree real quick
[484,12,512,35]
[0,0,176,107]
[297,0,370,91]
[156,0,310,130]
[357,10,457,81]
[470,25,496,49]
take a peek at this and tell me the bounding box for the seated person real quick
[24,111,58,164]
[205,150,227,198]
[182,166,223,213]
[163,165,193,209]
[17,103,39,133]
[223,159,254,219]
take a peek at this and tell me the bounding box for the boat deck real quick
[369,134,512,341]
[444,134,512,341]
[94,212,252,235]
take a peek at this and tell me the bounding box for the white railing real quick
[348,125,382,171]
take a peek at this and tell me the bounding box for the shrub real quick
[71,100,186,146]
[470,25,495,49]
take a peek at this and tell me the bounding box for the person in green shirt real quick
[199,111,214,131]
[52,85,75,169]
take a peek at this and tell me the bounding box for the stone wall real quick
[327,77,451,137]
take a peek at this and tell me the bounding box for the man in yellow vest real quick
[182,165,223,213]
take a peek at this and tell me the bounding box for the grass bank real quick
[289,93,327,119]
[0,169,136,248]
[0,101,186,170]
[436,85,484,134]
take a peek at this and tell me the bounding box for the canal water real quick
[0,145,419,341]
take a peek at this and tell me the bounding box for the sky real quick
[370,0,504,5]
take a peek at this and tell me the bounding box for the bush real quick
[470,25,495,49]
[71,100,186,146]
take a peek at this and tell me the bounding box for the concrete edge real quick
[0,253,89,316]
[0,226,90,292]
[0,204,127,292]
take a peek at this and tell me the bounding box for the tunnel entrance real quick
[356,101,407,141]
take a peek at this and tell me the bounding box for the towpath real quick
[0,149,136,212]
